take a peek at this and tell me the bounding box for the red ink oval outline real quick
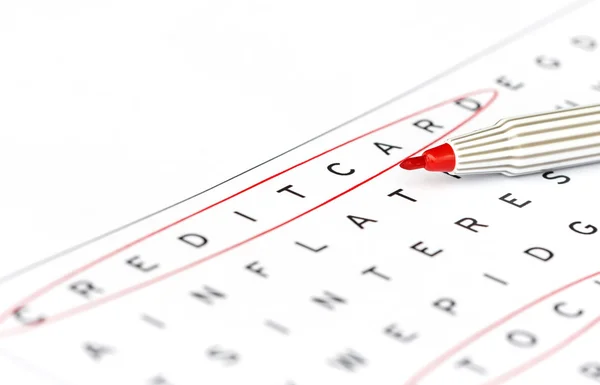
[405,271,600,385]
[0,88,499,337]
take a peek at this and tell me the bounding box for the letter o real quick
[571,36,597,51]
[507,330,537,347]
[536,55,560,69]
[581,362,600,379]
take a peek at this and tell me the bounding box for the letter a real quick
[374,142,402,155]
[347,215,377,229]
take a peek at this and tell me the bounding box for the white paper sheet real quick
[0,0,572,275]
[1,1,599,384]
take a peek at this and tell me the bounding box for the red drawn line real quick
[484,295,600,385]
[404,271,600,385]
[0,89,498,337]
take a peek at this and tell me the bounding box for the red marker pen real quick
[400,103,600,176]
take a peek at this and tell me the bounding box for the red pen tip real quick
[399,143,456,173]
[399,156,426,170]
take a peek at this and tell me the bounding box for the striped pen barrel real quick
[400,104,600,176]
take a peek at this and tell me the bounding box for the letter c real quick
[327,163,355,176]
[554,302,584,318]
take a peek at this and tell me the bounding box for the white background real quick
[0,0,576,274]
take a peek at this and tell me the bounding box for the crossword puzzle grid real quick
[1,3,600,385]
